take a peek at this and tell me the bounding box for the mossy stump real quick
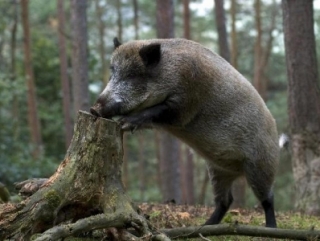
[0,111,157,241]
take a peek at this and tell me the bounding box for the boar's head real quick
[90,38,171,120]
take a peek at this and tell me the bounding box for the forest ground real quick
[51,203,320,241]
[138,203,320,240]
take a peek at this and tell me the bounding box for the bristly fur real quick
[91,38,279,228]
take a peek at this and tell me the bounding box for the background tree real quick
[282,0,320,214]
[116,0,123,42]
[156,0,182,204]
[253,0,277,101]
[181,0,195,205]
[133,0,139,40]
[214,0,230,61]
[71,0,90,117]
[94,0,108,85]
[230,0,238,69]
[214,0,246,208]
[20,0,43,159]
[57,0,73,148]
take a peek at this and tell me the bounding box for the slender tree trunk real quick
[11,0,19,139]
[114,0,129,189]
[184,147,195,204]
[198,171,209,204]
[282,0,320,214]
[116,0,123,42]
[122,132,129,189]
[230,0,238,69]
[138,133,146,200]
[156,0,182,204]
[58,0,73,149]
[71,0,90,117]
[253,0,264,98]
[253,0,278,102]
[181,0,195,204]
[214,0,246,208]
[94,0,108,85]
[159,132,181,203]
[133,0,139,40]
[156,0,174,38]
[183,0,190,40]
[214,0,230,62]
[20,0,43,159]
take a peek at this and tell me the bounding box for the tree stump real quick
[0,111,159,241]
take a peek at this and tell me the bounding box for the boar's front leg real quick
[119,103,178,132]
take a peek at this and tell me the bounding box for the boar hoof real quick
[119,117,141,133]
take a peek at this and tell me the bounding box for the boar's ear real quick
[113,37,122,49]
[139,43,161,67]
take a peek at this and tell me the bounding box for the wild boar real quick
[90,38,279,228]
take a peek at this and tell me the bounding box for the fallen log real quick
[161,223,320,240]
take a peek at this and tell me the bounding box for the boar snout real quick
[90,106,101,117]
[90,99,122,119]
[90,101,103,117]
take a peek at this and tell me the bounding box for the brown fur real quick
[91,38,279,227]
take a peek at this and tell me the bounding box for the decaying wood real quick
[161,223,320,240]
[0,111,162,241]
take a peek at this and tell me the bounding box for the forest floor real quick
[55,202,320,241]
[137,203,320,240]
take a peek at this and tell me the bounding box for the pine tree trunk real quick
[57,0,73,148]
[71,0,90,117]
[94,0,108,85]
[20,0,43,159]
[214,0,246,208]
[156,0,182,204]
[0,112,155,241]
[230,0,238,69]
[282,0,320,214]
[116,0,123,42]
[214,0,230,62]
[133,0,139,40]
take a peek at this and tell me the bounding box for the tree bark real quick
[20,0,43,159]
[282,0,320,214]
[253,0,277,102]
[183,0,190,40]
[71,0,90,117]
[214,0,246,209]
[0,112,156,241]
[11,0,19,139]
[94,0,108,85]
[57,0,73,149]
[159,132,182,203]
[138,133,146,200]
[214,0,230,62]
[156,0,174,39]
[133,0,139,40]
[181,0,195,205]
[253,0,264,98]
[116,0,123,42]
[162,223,320,240]
[156,0,182,204]
[230,0,238,69]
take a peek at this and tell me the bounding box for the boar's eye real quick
[110,65,115,73]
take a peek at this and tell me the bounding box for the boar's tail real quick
[279,133,290,149]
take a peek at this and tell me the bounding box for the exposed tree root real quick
[0,111,165,241]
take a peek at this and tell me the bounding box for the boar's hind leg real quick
[205,172,237,225]
[245,163,277,228]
